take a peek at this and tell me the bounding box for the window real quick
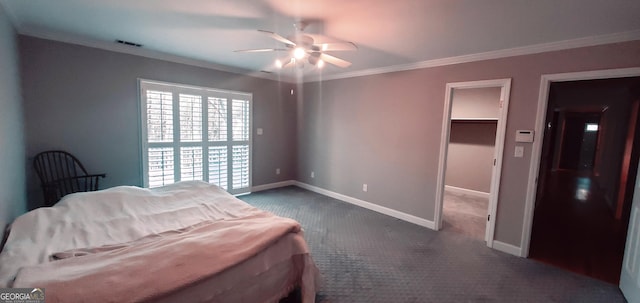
[140,80,252,194]
[585,123,599,132]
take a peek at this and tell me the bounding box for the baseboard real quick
[445,185,490,199]
[256,181,519,256]
[293,181,436,230]
[492,240,523,257]
[251,180,295,192]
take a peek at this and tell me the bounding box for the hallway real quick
[529,171,628,284]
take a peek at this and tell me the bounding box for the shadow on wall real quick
[449,123,497,146]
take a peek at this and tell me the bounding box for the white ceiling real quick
[2,0,640,81]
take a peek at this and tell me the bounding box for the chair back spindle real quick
[33,150,106,206]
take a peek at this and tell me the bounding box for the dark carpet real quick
[239,186,626,303]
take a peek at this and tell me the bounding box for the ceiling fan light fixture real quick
[293,47,306,60]
[242,23,356,71]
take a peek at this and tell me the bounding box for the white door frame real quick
[520,67,640,257]
[434,78,512,248]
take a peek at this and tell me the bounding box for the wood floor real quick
[529,170,628,284]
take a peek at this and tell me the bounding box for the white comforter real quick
[0,181,311,291]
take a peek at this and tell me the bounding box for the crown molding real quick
[18,26,297,84]
[14,22,640,85]
[303,29,640,83]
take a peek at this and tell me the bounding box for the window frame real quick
[138,79,253,194]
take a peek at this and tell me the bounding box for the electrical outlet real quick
[257,128,263,135]
[276,168,280,175]
[311,171,315,178]
[363,184,368,192]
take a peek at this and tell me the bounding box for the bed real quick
[0,181,320,302]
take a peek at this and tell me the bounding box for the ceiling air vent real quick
[260,70,273,74]
[116,40,142,47]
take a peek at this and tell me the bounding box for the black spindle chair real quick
[33,150,106,206]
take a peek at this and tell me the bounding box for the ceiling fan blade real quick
[257,29,296,46]
[274,56,294,69]
[319,53,352,68]
[305,33,342,43]
[234,48,287,53]
[317,42,358,51]
[282,58,294,68]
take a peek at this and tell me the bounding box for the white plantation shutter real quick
[146,91,173,142]
[208,146,228,189]
[230,99,250,189]
[232,145,250,189]
[232,99,250,141]
[180,147,203,181]
[148,147,174,187]
[140,80,252,193]
[179,94,203,142]
[208,97,227,142]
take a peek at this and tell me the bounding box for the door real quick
[529,80,637,283]
[434,78,511,249]
[621,157,640,302]
[579,121,599,170]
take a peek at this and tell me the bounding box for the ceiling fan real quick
[234,22,357,69]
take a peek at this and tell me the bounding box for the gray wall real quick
[445,122,497,193]
[0,7,26,229]
[13,32,640,248]
[450,87,501,119]
[20,36,297,209]
[445,87,500,192]
[299,40,640,247]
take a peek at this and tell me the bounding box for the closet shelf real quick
[451,118,498,122]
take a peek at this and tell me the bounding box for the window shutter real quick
[232,145,250,189]
[146,90,173,143]
[232,99,250,141]
[179,94,203,142]
[148,148,174,187]
[180,147,203,181]
[208,97,227,142]
[208,146,228,189]
[140,80,252,193]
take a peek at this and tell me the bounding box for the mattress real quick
[0,181,320,302]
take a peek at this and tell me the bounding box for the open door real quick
[434,78,511,249]
[621,119,640,303]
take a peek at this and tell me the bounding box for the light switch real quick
[257,128,263,135]
[515,146,524,158]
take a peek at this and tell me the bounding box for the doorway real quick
[556,112,602,171]
[435,79,511,247]
[527,76,640,284]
